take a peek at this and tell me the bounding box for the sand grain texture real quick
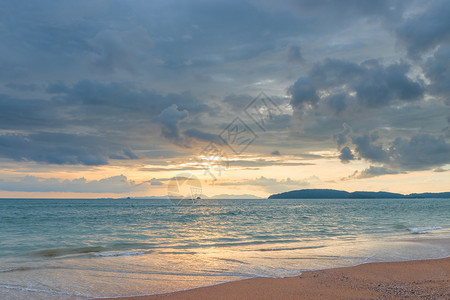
[107,258,449,300]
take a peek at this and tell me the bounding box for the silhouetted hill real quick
[269,189,350,199]
[407,192,450,198]
[268,189,450,199]
[349,191,404,199]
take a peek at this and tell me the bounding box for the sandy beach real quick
[109,257,449,300]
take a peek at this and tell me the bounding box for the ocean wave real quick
[171,239,300,250]
[0,266,35,273]
[158,251,197,255]
[407,226,442,234]
[0,284,79,297]
[31,246,105,258]
[215,258,249,264]
[250,245,326,252]
[93,250,146,257]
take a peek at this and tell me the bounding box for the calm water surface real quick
[0,198,449,299]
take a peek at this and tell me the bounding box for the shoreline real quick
[99,257,449,300]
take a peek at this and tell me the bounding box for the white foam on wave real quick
[408,226,442,234]
[0,284,78,297]
[93,250,146,257]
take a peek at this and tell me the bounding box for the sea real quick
[0,198,449,299]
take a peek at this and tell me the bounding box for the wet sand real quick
[105,257,449,300]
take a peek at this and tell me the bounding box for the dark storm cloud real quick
[424,44,450,101]
[335,127,450,174]
[338,147,354,164]
[352,132,390,163]
[289,58,424,113]
[109,149,139,160]
[395,0,450,58]
[0,94,61,130]
[0,1,96,80]
[0,0,408,84]
[0,0,302,78]
[0,80,213,164]
[446,116,450,138]
[154,105,225,147]
[0,132,118,165]
[333,123,352,148]
[63,80,211,117]
[156,104,189,146]
[0,134,107,165]
[183,128,224,145]
[2,80,211,132]
[389,134,450,170]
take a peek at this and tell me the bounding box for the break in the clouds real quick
[1,0,449,196]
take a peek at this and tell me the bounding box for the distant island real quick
[268,189,450,199]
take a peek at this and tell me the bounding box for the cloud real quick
[254,0,403,34]
[149,178,163,186]
[345,166,402,179]
[109,149,139,160]
[0,175,148,193]
[0,0,408,88]
[0,133,112,165]
[395,0,450,58]
[5,83,38,92]
[155,105,225,147]
[2,80,211,132]
[0,94,62,130]
[156,104,189,146]
[288,45,303,62]
[351,131,390,163]
[0,0,448,195]
[338,146,354,163]
[0,80,216,164]
[424,44,450,101]
[87,27,153,74]
[389,134,450,170]
[228,159,313,168]
[64,80,210,115]
[289,58,424,115]
[333,123,352,148]
[335,127,450,175]
[183,128,224,145]
[222,94,254,112]
[446,116,450,137]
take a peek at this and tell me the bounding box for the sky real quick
[0,0,449,198]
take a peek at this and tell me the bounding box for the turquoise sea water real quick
[0,198,449,299]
